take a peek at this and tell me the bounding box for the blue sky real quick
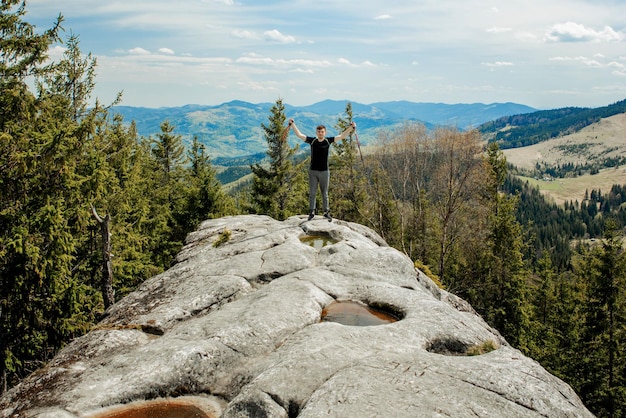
[24,0,626,109]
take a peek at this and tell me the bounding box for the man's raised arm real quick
[335,121,356,141]
[289,119,307,141]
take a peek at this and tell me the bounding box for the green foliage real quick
[216,165,253,185]
[505,177,626,270]
[466,340,498,356]
[152,120,185,183]
[183,137,236,228]
[249,98,306,220]
[329,103,369,224]
[213,229,232,248]
[573,220,626,416]
[0,5,237,392]
[1,2,78,391]
[414,260,442,288]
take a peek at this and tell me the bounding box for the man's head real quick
[316,125,326,139]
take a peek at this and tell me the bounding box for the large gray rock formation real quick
[0,215,593,417]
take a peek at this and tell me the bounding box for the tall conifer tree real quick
[482,143,531,349]
[0,2,78,392]
[250,98,305,220]
[576,219,626,416]
[182,137,235,230]
[330,103,368,224]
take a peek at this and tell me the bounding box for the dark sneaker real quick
[323,212,332,222]
[308,212,315,221]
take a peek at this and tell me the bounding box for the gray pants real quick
[309,169,330,213]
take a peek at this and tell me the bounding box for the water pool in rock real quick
[299,234,337,250]
[321,300,400,326]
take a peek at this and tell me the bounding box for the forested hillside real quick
[1,3,625,416]
[480,98,626,148]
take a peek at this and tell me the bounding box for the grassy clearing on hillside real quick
[502,113,626,206]
[517,167,626,206]
[502,113,626,170]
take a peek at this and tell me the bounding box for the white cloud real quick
[552,56,603,67]
[236,53,275,66]
[292,68,314,74]
[545,22,624,43]
[235,53,332,69]
[337,58,376,68]
[375,14,391,20]
[232,29,258,40]
[548,54,626,71]
[128,47,151,55]
[263,29,296,44]
[48,45,67,59]
[482,61,514,68]
[583,60,603,68]
[290,58,333,68]
[158,48,175,55]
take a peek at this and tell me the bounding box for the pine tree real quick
[527,253,586,393]
[486,193,531,348]
[528,253,558,361]
[100,117,167,297]
[152,120,185,184]
[576,219,626,417]
[43,33,123,313]
[483,144,531,349]
[149,121,188,265]
[0,3,98,392]
[39,33,100,122]
[330,103,368,223]
[250,98,305,220]
[182,136,235,230]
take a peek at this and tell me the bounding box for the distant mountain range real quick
[111,100,537,161]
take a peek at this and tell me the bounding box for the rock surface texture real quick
[0,215,593,417]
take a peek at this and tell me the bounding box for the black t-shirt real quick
[306,136,335,171]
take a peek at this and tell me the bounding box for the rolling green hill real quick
[501,112,626,205]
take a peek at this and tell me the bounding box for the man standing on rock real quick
[288,119,356,221]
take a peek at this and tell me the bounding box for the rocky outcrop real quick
[0,215,593,417]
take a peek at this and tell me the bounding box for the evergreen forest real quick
[1,3,625,416]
